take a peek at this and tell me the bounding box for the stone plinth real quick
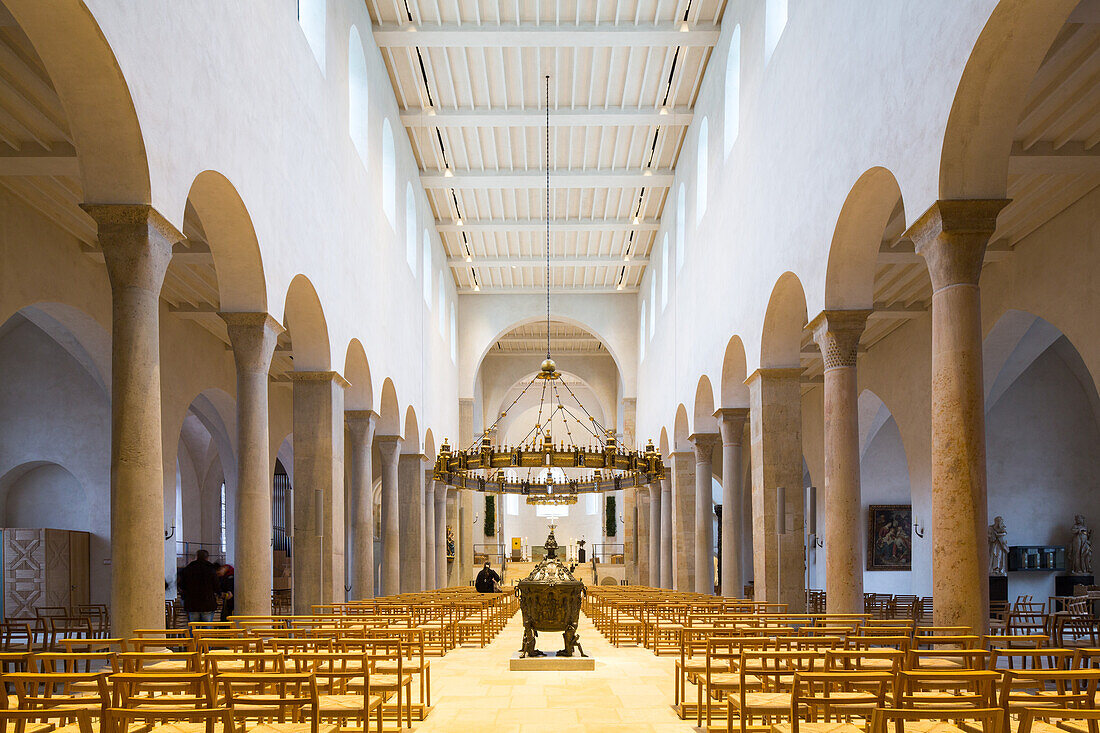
[509,652,595,671]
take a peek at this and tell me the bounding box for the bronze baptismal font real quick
[515,524,586,658]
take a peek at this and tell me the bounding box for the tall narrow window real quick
[649,277,656,337]
[676,185,686,273]
[506,494,519,516]
[449,304,457,363]
[297,0,326,72]
[639,305,647,362]
[348,28,368,162]
[405,185,416,272]
[422,232,432,305]
[724,25,742,154]
[382,120,395,227]
[660,234,669,311]
[219,481,227,554]
[765,0,788,64]
[696,118,709,225]
[438,278,446,335]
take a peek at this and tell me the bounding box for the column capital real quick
[221,312,284,374]
[808,309,871,371]
[745,367,802,387]
[82,204,182,294]
[345,410,378,440]
[289,370,351,389]
[714,407,750,445]
[905,199,1010,291]
[688,432,720,459]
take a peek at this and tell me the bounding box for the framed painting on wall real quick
[867,504,912,571]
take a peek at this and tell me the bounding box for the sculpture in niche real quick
[1069,514,1093,575]
[988,516,1008,576]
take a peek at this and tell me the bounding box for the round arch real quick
[5,1,150,204]
[377,378,401,436]
[720,335,750,408]
[402,406,420,454]
[761,272,808,369]
[282,275,331,372]
[824,168,904,310]
[939,0,1078,199]
[693,375,718,434]
[673,404,691,453]
[342,339,374,411]
[184,171,267,313]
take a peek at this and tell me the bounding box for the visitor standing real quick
[179,549,219,622]
[217,563,235,621]
[475,561,501,593]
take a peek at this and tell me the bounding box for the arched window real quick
[348,27,368,162]
[675,185,686,274]
[382,119,395,227]
[405,184,416,272]
[298,0,326,72]
[765,0,788,64]
[724,25,741,155]
[449,304,457,363]
[649,277,656,337]
[422,231,432,305]
[639,304,646,363]
[438,277,446,334]
[696,118,709,225]
[660,234,669,311]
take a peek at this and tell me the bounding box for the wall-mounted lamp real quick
[164,524,175,541]
[913,515,925,539]
[811,534,823,548]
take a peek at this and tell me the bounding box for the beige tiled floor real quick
[415,611,696,732]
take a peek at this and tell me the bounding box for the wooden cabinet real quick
[0,528,90,618]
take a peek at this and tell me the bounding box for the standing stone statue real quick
[1069,514,1093,575]
[988,516,1008,576]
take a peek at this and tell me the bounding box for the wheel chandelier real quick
[433,76,666,498]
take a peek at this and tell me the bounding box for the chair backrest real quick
[206,650,286,674]
[869,706,1002,733]
[5,671,110,712]
[1000,669,1100,710]
[286,650,370,694]
[825,648,903,674]
[29,652,118,675]
[111,671,214,709]
[906,648,990,670]
[740,650,822,690]
[117,651,202,672]
[123,637,195,653]
[790,671,892,733]
[1017,707,1100,733]
[847,634,910,652]
[0,706,94,733]
[218,672,320,733]
[102,706,231,733]
[895,669,1001,708]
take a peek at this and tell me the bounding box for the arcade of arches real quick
[3,0,1100,729]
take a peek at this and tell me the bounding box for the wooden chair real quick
[0,705,94,733]
[286,651,384,733]
[907,649,991,671]
[6,671,110,718]
[206,650,286,675]
[998,669,1100,726]
[1017,706,1100,733]
[776,671,894,733]
[868,706,1003,733]
[219,672,335,733]
[337,636,413,730]
[894,669,1000,709]
[825,648,904,674]
[696,636,772,726]
[369,627,431,713]
[117,651,202,673]
[111,671,214,711]
[102,705,232,733]
[729,650,822,733]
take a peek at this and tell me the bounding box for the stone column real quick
[636,489,651,585]
[747,368,806,611]
[423,471,436,591]
[398,452,426,592]
[290,372,347,613]
[648,485,661,587]
[345,410,378,599]
[690,433,719,594]
[374,435,402,596]
[82,205,179,638]
[222,313,283,616]
[908,199,1008,634]
[716,408,749,598]
[435,484,448,588]
[660,474,673,588]
[670,450,696,591]
[809,310,871,613]
[623,489,638,584]
[457,398,475,585]
[445,489,459,586]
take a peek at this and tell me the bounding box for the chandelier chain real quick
[545,75,551,360]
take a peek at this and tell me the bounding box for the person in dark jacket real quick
[475,561,501,593]
[179,549,219,622]
[217,563,235,622]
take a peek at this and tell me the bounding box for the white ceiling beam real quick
[422,168,674,189]
[373,22,721,48]
[0,142,78,176]
[437,218,660,233]
[462,286,639,294]
[496,335,602,346]
[449,255,648,268]
[401,106,694,128]
[868,303,927,320]
[1008,141,1100,175]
